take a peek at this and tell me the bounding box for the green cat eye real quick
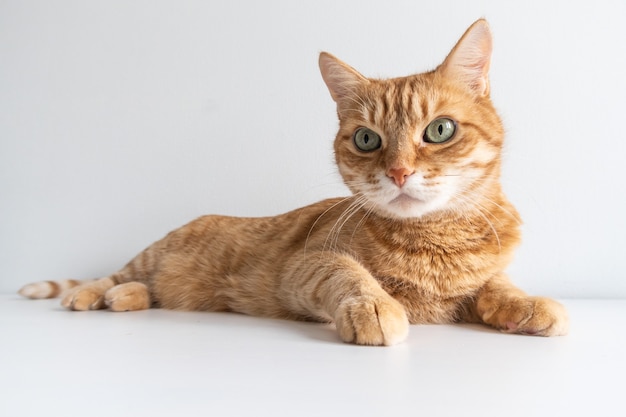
[353,128,382,152]
[424,118,456,144]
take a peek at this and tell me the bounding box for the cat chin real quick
[369,195,445,220]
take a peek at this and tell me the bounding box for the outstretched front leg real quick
[470,274,569,336]
[281,252,409,346]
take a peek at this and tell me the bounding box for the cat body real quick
[19,20,568,345]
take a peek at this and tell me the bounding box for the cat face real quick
[320,20,504,220]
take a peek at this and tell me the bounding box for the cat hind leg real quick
[60,276,117,310]
[104,282,150,312]
[60,277,151,312]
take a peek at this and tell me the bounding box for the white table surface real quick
[1,295,624,417]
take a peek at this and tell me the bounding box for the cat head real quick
[320,19,505,220]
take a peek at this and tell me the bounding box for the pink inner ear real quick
[440,19,493,96]
[319,52,367,103]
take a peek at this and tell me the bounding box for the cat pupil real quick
[438,124,443,135]
[364,134,370,144]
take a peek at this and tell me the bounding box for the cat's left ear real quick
[439,19,493,97]
[319,52,368,103]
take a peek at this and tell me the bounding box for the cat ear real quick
[319,52,368,103]
[439,19,493,97]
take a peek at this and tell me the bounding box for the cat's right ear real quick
[319,52,368,103]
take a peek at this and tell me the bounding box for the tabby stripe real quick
[393,89,405,126]
[127,258,138,280]
[368,105,377,126]
[109,274,121,285]
[401,82,413,120]
[452,137,477,160]
[465,122,496,145]
[420,95,430,121]
[378,91,389,126]
[141,249,150,276]
[405,86,414,123]
[45,280,61,297]
[311,269,329,309]
[479,158,499,174]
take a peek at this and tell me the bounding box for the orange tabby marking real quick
[19,19,568,345]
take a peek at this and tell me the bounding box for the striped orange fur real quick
[19,20,568,345]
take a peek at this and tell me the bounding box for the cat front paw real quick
[334,295,409,346]
[61,286,106,311]
[480,296,569,336]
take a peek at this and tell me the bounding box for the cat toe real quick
[497,297,569,337]
[61,289,105,311]
[335,295,408,346]
[104,282,150,312]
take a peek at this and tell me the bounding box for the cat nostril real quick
[387,167,414,187]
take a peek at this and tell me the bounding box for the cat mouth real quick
[378,192,440,219]
[389,193,424,207]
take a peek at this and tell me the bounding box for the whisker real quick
[451,193,502,252]
[304,196,354,257]
[322,194,368,256]
[350,203,375,246]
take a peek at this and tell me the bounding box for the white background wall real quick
[1,0,624,298]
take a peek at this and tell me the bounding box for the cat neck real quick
[358,191,520,255]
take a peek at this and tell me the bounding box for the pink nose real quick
[386,167,414,187]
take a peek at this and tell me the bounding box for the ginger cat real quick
[19,19,568,345]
